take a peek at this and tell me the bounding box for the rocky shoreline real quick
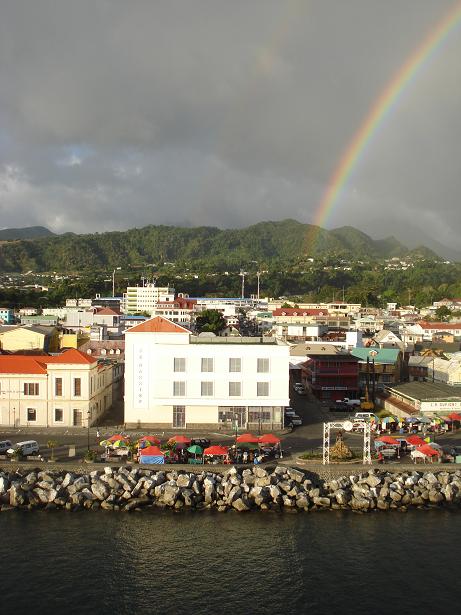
[1,465,461,513]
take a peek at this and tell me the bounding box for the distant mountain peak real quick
[0,226,55,241]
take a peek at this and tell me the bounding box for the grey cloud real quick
[0,0,460,252]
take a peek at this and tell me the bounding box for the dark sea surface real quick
[1,509,459,615]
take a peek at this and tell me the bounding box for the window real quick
[54,408,63,422]
[257,382,269,396]
[201,357,214,372]
[27,408,37,422]
[229,381,241,396]
[55,378,62,396]
[24,383,39,396]
[248,407,272,423]
[174,357,186,372]
[173,405,185,428]
[257,358,269,373]
[229,357,241,372]
[201,381,213,396]
[74,378,81,396]
[173,381,186,396]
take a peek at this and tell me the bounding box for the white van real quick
[0,440,12,455]
[353,412,377,422]
[7,440,40,457]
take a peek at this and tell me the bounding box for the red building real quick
[302,353,359,401]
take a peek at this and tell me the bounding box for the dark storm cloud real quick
[0,0,460,250]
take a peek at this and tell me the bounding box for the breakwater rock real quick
[1,466,461,512]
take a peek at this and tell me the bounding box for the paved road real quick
[2,388,461,463]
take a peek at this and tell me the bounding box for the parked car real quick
[6,440,40,457]
[0,440,13,455]
[287,414,302,427]
[329,402,350,412]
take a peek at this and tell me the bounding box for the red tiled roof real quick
[420,321,461,330]
[94,307,121,315]
[273,308,326,317]
[127,316,190,334]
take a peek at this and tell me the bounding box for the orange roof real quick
[0,356,48,374]
[127,316,190,334]
[43,348,97,365]
[0,349,96,374]
[420,321,461,330]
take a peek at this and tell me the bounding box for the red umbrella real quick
[203,445,229,456]
[236,433,259,443]
[406,435,426,447]
[448,412,461,421]
[375,436,400,446]
[108,434,129,442]
[139,446,164,457]
[258,434,281,445]
[138,435,161,445]
[168,435,191,445]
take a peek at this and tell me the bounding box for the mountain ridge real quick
[0,219,445,272]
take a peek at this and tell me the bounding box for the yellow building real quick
[0,325,60,353]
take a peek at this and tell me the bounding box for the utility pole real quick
[257,271,261,301]
[240,270,246,299]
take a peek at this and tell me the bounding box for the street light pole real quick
[112,266,121,297]
[87,409,91,452]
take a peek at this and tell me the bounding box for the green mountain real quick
[0,226,55,241]
[0,219,442,273]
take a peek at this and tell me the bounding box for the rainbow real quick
[313,0,461,240]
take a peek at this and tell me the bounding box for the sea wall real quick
[1,465,461,512]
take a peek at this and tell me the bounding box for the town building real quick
[383,381,461,417]
[0,308,15,325]
[0,325,60,353]
[0,348,113,427]
[350,347,403,391]
[124,316,290,431]
[300,349,359,402]
[122,284,175,314]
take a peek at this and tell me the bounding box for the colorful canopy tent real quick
[139,445,165,464]
[236,433,259,443]
[415,416,431,424]
[168,435,191,446]
[258,434,281,445]
[381,416,398,424]
[406,435,426,447]
[108,434,129,442]
[203,445,229,456]
[138,435,161,445]
[416,444,441,457]
[375,436,400,446]
[448,412,461,421]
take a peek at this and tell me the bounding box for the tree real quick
[47,440,58,461]
[195,309,226,334]
[435,305,452,321]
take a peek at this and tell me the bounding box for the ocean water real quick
[1,509,459,614]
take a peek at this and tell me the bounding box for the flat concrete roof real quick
[387,381,461,401]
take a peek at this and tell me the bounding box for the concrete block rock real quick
[226,486,242,504]
[286,468,305,483]
[269,485,281,501]
[334,489,350,506]
[91,480,110,501]
[73,477,90,492]
[278,480,294,493]
[61,473,75,489]
[438,472,450,486]
[253,467,268,478]
[162,484,180,506]
[351,496,370,511]
[313,496,331,508]
[425,473,439,485]
[282,495,296,507]
[274,466,288,477]
[243,474,255,486]
[429,490,444,504]
[376,498,389,510]
[9,483,25,507]
[0,476,10,494]
[180,489,195,507]
[296,494,309,510]
[364,474,382,488]
[176,474,192,489]
[389,490,402,502]
[254,476,271,488]
[232,497,250,512]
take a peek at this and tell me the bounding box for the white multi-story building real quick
[122,284,175,314]
[0,349,113,428]
[124,316,290,431]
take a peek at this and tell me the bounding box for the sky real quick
[0,0,460,253]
